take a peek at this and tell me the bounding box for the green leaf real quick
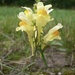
[39,49,48,68]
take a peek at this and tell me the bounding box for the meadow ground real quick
[0,6,75,75]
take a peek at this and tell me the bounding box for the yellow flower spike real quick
[16,2,63,67]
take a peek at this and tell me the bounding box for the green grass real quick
[0,6,31,62]
[0,6,75,74]
[47,9,75,53]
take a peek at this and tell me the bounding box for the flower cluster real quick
[16,2,63,56]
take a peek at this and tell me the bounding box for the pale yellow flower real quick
[36,2,53,25]
[35,2,53,42]
[37,2,53,14]
[42,23,63,48]
[16,10,34,32]
[16,8,35,56]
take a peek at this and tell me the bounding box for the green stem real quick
[39,49,48,68]
[33,26,38,61]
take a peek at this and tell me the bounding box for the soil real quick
[35,47,73,68]
[5,47,75,75]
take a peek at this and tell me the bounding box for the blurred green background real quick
[0,0,75,9]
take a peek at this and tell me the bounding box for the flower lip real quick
[53,30,60,36]
[19,21,27,26]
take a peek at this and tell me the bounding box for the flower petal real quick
[45,4,52,11]
[37,2,44,11]
[22,7,33,13]
[48,23,63,35]
[47,9,53,14]
[18,12,26,20]
[16,26,26,31]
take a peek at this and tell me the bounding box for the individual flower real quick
[36,2,53,15]
[42,23,63,48]
[16,8,35,56]
[35,2,53,42]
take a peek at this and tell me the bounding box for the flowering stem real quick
[32,27,38,61]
